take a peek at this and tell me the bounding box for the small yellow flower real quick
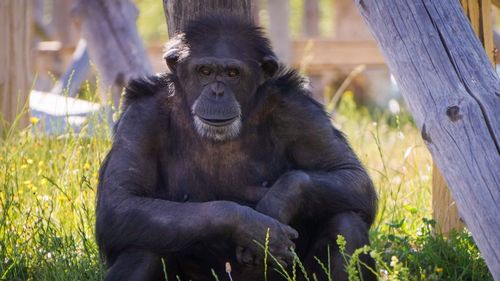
[83,162,91,170]
[26,158,33,165]
[344,90,354,98]
[30,117,39,125]
[20,164,28,169]
[38,161,44,167]
[435,267,443,273]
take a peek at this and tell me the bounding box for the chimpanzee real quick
[96,14,377,281]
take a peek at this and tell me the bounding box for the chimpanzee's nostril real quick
[210,91,224,97]
[210,82,225,97]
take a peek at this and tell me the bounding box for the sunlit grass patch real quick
[0,123,109,280]
[0,94,492,280]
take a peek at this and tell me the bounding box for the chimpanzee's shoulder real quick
[268,68,306,94]
[266,68,345,142]
[269,68,328,119]
[122,72,173,107]
[113,73,173,135]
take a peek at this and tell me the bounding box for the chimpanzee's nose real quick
[210,82,224,97]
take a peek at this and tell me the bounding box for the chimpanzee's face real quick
[165,37,277,141]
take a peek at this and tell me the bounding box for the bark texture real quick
[356,0,500,278]
[163,0,253,36]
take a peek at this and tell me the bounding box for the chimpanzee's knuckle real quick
[282,170,311,187]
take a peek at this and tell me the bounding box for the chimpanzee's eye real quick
[199,66,212,76]
[227,68,240,78]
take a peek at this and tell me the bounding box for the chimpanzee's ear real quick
[163,48,180,73]
[261,55,279,78]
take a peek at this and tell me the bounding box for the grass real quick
[0,93,492,280]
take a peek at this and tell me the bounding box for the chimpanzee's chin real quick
[193,115,241,141]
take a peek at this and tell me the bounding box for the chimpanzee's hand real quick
[232,205,298,267]
[255,171,311,224]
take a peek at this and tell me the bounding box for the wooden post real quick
[432,164,464,235]
[304,0,320,37]
[0,0,32,132]
[302,0,322,101]
[74,0,152,108]
[461,0,495,64]
[356,1,500,278]
[432,0,494,235]
[267,0,292,64]
[251,0,260,24]
[163,0,253,36]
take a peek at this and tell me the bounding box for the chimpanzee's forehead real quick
[189,35,259,61]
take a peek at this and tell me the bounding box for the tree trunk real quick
[52,0,80,68]
[431,0,494,236]
[251,0,260,24]
[356,1,500,279]
[0,0,32,132]
[301,0,322,102]
[304,0,320,37]
[74,0,152,108]
[163,0,253,36]
[267,0,292,64]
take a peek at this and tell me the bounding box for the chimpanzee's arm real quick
[97,96,232,254]
[96,91,297,262]
[256,93,377,225]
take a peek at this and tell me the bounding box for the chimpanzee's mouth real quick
[197,116,239,127]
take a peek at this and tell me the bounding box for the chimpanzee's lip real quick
[197,115,239,127]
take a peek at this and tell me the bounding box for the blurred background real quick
[3,0,500,134]
[5,0,498,134]
[5,0,406,134]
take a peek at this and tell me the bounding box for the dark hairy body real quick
[96,15,377,281]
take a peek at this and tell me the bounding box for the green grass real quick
[0,94,492,280]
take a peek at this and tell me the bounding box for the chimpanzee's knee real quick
[104,248,164,281]
[303,212,376,281]
[329,211,370,250]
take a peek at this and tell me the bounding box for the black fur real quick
[122,73,171,105]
